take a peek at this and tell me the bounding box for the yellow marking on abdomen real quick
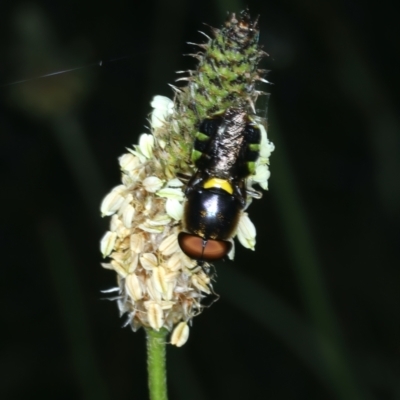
[203,178,233,194]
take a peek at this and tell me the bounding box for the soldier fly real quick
[178,107,262,261]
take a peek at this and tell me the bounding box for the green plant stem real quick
[146,328,169,400]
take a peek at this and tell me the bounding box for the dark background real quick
[1,0,399,399]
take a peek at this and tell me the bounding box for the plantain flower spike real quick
[100,10,274,346]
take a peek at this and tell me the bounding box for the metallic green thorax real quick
[164,10,266,175]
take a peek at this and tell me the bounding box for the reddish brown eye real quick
[178,232,232,261]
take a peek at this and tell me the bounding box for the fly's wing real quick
[255,91,270,121]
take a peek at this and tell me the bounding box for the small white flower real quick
[114,222,131,239]
[119,153,139,172]
[130,233,145,254]
[158,139,167,149]
[138,223,164,233]
[121,204,135,228]
[227,240,235,260]
[110,251,125,263]
[158,301,175,310]
[164,280,175,301]
[127,148,147,164]
[159,234,180,256]
[165,198,183,220]
[128,253,139,273]
[258,180,269,190]
[126,274,143,301]
[259,124,275,159]
[191,274,211,294]
[118,194,133,215]
[110,260,129,278]
[167,178,184,187]
[110,214,122,232]
[253,164,270,181]
[156,188,185,201]
[144,197,153,213]
[100,231,117,257]
[152,266,168,296]
[100,188,125,216]
[236,213,256,250]
[146,302,164,331]
[171,322,190,347]
[179,253,197,270]
[143,176,163,193]
[146,215,171,226]
[139,134,155,159]
[140,253,158,270]
[165,252,183,271]
[150,95,174,129]
[101,262,114,270]
[146,279,163,301]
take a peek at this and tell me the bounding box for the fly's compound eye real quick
[178,232,232,261]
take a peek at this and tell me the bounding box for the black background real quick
[1,0,399,399]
